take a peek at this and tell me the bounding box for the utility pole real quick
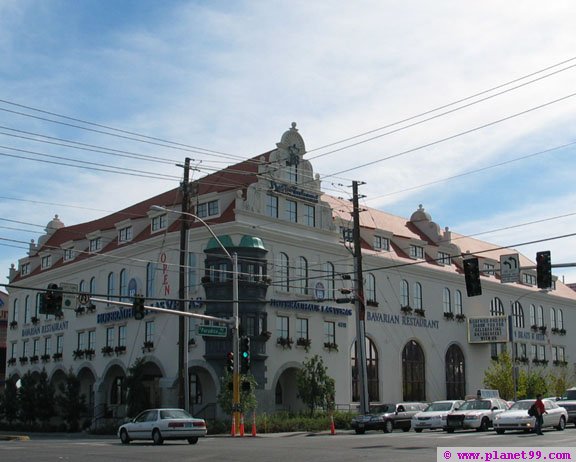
[352,180,370,415]
[178,157,191,410]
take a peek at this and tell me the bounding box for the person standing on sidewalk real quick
[534,394,546,435]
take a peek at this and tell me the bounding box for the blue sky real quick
[1,0,576,289]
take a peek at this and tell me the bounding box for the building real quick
[0,290,7,390]
[5,123,576,424]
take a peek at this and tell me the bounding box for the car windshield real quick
[510,401,534,411]
[425,402,453,412]
[369,404,394,414]
[160,409,193,419]
[459,400,491,410]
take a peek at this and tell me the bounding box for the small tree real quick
[217,372,257,415]
[548,367,574,398]
[125,357,149,417]
[36,368,56,428]
[2,379,19,424]
[57,368,87,432]
[518,368,548,399]
[18,371,38,425]
[483,351,514,400]
[296,355,335,415]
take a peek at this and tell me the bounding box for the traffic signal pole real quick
[232,253,240,435]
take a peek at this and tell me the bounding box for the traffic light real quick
[226,351,234,373]
[240,336,251,373]
[463,257,482,297]
[536,251,552,289]
[39,283,63,315]
[133,295,146,320]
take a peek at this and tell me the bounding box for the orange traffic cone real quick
[240,413,245,437]
[230,415,236,437]
[251,411,257,437]
[330,414,336,435]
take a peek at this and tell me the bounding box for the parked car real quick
[351,402,428,434]
[411,400,465,432]
[117,408,207,445]
[493,399,567,434]
[445,398,509,432]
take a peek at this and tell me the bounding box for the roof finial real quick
[291,122,298,131]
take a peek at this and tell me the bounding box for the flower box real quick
[86,303,97,313]
[142,341,154,352]
[188,338,196,347]
[455,314,466,322]
[84,349,95,359]
[530,324,539,332]
[101,346,114,356]
[73,349,85,360]
[41,354,51,363]
[323,342,338,352]
[277,337,293,349]
[7,358,16,366]
[553,360,568,367]
[366,300,379,307]
[19,356,28,364]
[259,331,272,341]
[560,328,567,335]
[30,355,39,363]
[115,345,127,355]
[443,312,455,320]
[539,326,547,334]
[52,352,63,361]
[9,320,18,329]
[414,308,426,317]
[400,306,412,315]
[296,337,311,351]
[74,306,85,315]
[31,316,40,325]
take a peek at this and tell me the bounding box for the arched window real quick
[443,288,452,314]
[297,256,308,295]
[23,295,30,323]
[119,269,128,302]
[110,376,125,405]
[325,262,335,300]
[512,301,525,328]
[107,272,115,303]
[402,340,425,401]
[275,381,283,405]
[455,290,463,315]
[401,280,409,307]
[445,344,466,399]
[490,297,505,316]
[550,308,557,330]
[79,279,86,293]
[351,337,379,402]
[189,372,202,405]
[529,304,536,327]
[537,305,544,326]
[557,309,564,330]
[413,282,423,309]
[278,253,289,292]
[365,274,376,304]
[146,262,156,298]
[187,252,197,292]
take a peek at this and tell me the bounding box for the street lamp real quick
[151,205,240,433]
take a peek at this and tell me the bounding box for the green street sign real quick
[197,325,228,337]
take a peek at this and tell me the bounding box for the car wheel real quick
[152,429,164,445]
[414,428,423,433]
[557,416,566,431]
[120,429,130,444]
[477,418,489,432]
[354,429,365,435]
[383,420,394,433]
[496,429,505,435]
[187,437,199,444]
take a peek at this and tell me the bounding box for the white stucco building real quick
[5,123,576,424]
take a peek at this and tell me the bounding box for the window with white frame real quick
[10,342,17,360]
[365,274,376,304]
[537,305,544,326]
[21,262,30,276]
[22,340,29,358]
[106,327,115,347]
[340,226,353,242]
[373,235,390,251]
[297,256,308,295]
[118,226,133,243]
[409,245,424,259]
[44,337,52,356]
[118,325,127,347]
[303,204,315,227]
[512,301,525,328]
[266,194,279,218]
[276,315,289,339]
[529,304,536,326]
[287,164,297,183]
[151,214,166,232]
[145,320,155,343]
[413,282,423,309]
[107,272,115,303]
[490,297,505,316]
[196,200,219,218]
[12,298,19,323]
[146,262,156,298]
[63,248,75,262]
[286,200,297,223]
[325,262,335,300]
[538,344,546,361]
[56,335,64,354]
[483,263,495,275]
[550,308,557,329]
[88,330,95,350]
[278,252,289,291]
[557,309,564,329]
[455,290,463,315]
[401,280,409,307]
[324,321,335,345]
[438,252,451,265]
[119,269,128,302]
[23,296,30,324]
[530,344,537,359]
[443,288,452,314]
[41,255,52,269]
[296,318,309,341]
[89,237,102,252]
[523,273,537,285]
[77,331,87,351]
[33,338,39,357]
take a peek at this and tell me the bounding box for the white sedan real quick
[118,408,207,445]
[493,399,567,434]
[411,400,465,432]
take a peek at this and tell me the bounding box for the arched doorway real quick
[445,344,466,399]
[351,337,379,402]
[402,340,425,401]
[274,365,304,412]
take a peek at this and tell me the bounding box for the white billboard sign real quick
[468,316,509,343]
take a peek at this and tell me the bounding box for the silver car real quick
[117,408,207,445]
[411,400,465,432]
[493,399,567,434]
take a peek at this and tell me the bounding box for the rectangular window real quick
[106,327,115,347]
[56,335,64,354]
[266,194,279,218]
[483,263,495,276]
[33,338,39,356]
[276,315,289,339]
[41,255,52,269]
[522,273,537,285]
[303,204,315,227]
[21,263,30,275]
[151,214,166,232]
[196,200,219,218]
[286,200,297,223]
[145,321,155,343]
[538,344,546,361]
[118,226,133,243]
[409,245,424,259]
[77,331,87,350]
[63,248,75,262]
[374,236,390,251]
[118,325,127,347]
[244,316,256,337]
[324,321,336,345]
[11,342,17,359]
[296,318,309,340]
[88,330,95,350]
[340,227,353,242]
[287,164,297,183]
[22,340,29,357]
[44,337,52,356]
[438,252,451,265]
[89,237,102,252]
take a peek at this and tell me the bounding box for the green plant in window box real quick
[277,336,293,349]
[296,337,311,352]
[101,345,114,356]
[323,342,338,352]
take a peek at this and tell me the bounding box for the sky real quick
[1,0,576,291]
